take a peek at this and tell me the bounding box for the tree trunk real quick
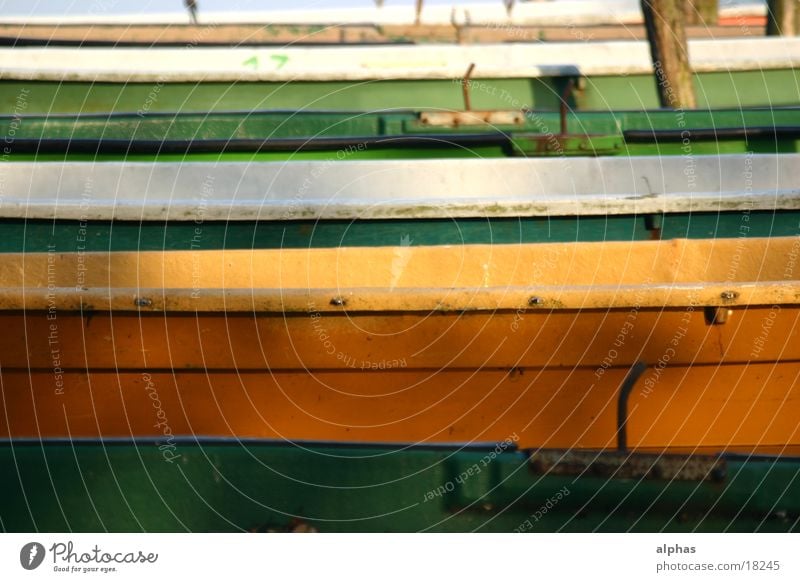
[767,0,796,36]
[641,0,697,109]
[684,0,718,26]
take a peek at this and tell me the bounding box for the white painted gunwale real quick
[0,155,797,221]
[1,38,798,82]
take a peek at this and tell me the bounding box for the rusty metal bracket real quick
[414,62,528,128]
[418,110,525,127]
[617,360,647,452]
[644,213,663,239]
[508,133,624,156]
[461,62,475,111]
[529,449,727,482]
[413,62,532,128]
[559,78,576,136]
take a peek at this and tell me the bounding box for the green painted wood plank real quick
[0,78,551,115]
[0,442,796,532]
[3,107,798,161]
[2,69,798,116]
[3,147,509,162]
[2,212,798,253]
[578,70,800,110]
[4,108,800,140]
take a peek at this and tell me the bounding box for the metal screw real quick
[330,297,346,307]
[720,290,739,301]
[528,296,543,306]
[134,297,152,307]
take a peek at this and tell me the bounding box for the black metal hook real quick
[617,360,648,452]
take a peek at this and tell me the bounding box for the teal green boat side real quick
[0,78,557,115]
[10,139,798,161]
[2,68,799,115]
[3,212,798,253]
[0,442,796,532]
[4,107,800,139]
[3,107,799,160]
[579,70,800,110]
[2,109,798,247]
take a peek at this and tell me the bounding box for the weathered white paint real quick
[0,155,797,221]
[1,38,796,82]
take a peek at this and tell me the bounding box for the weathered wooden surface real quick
[685,0,719,25]
[641,0,697,108]
[766,0,797,35]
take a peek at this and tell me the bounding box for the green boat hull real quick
[1,83,799,534]
[0,211,796,253]
[1,441,797,532]
[2,68,799,116]
[1,111,798,532]
[2,107,799,249]
[2,108,800,163]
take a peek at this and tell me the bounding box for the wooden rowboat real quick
[0,440,796,532]
[0,155,797,454]
[0,106,798,532]
[1,105,799,250]
[1,38,798,113]
[1,233,798,452]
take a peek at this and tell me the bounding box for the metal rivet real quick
[720,291,739,301]
[330,297,346,307]
[134,297,152,307]
[528,296,543,306]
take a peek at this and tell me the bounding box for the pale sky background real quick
[0,0,759,17]
[1,0,502,15]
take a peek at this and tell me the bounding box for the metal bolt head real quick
[330,297,346,307]
[720,290,739,301]
[528,296,543,306]
[134,297,153,307]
